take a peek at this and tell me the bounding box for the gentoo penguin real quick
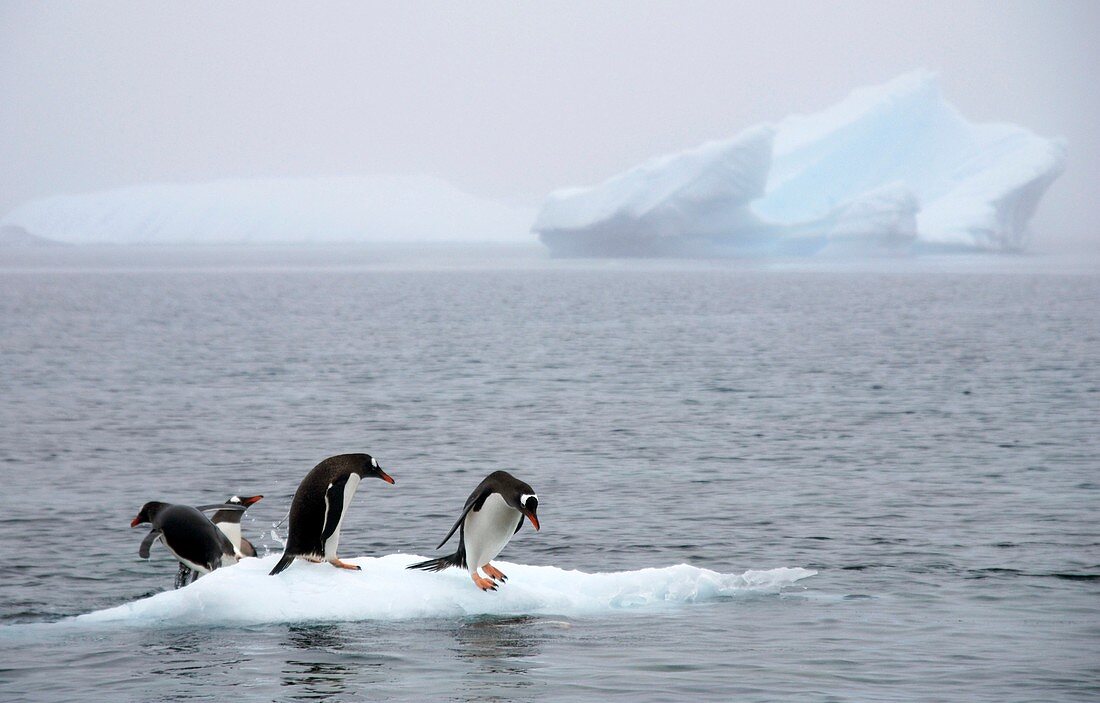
[174,494,264,587]
[211,494,264,557]
[269,453,395,576]
[407,471,539,591]
[132,501,244,589]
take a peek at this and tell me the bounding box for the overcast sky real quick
[2,0,1097,247]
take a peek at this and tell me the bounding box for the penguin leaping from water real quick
[269,454,395,576]
[173,494,264,588]
[133,501,244,588]
[407,471,540,591]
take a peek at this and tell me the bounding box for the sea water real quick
[0,245,1097,701]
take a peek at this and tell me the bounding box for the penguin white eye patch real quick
[371,457,378,468]
[520,494,537,506]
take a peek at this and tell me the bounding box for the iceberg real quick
[67,553,815,627]
[538,126,775,257]
[0,175,535,244]
[535,71,1066,257]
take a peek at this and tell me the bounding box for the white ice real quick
[0,175,535,245]
[535,70,1066,257]
[536,125,773,239]
[72,554,815,627]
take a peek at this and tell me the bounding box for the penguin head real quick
[131,501,168,527]
[225,494,263,509]
[354,453,396,485]
[212,494,263,524]
[518,493,540,531]
[505,479,540,531]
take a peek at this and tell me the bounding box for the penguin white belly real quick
[216,522,242,553]
[463,493,520,573]
[324,473,361,560]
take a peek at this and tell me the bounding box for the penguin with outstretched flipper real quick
[407,471,539,591]
[132,501,244,588]
[173,494,264,587]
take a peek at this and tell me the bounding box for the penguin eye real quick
[520,493,538,510]
[370,457,378,468]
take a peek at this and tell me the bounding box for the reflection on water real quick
[140,627,247,703]
[286,623,349,652]
[281,624,356,701]
[450,616,546,701]
[145,628,239,680]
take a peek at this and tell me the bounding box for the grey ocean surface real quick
[1,244,1098,701]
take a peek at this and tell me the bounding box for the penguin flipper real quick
[514,514,524,535]
[240,537,257,558]
[138,529,160,559]
[194,503,247,513]
[321,474,351,541]
[436,488,491,550]
[269,553,295,576]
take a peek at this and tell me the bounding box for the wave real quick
[70,554,815,627]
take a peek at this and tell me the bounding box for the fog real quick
[2,0,1097,249]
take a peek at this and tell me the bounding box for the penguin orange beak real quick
[524,511,540,531]
[377,470,396,485]
[130,517,142,528]
[241,495,263,506]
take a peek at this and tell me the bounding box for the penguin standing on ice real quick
[269,453,395,576]
[407,471,540,591]
[132,501,244,589]
[173,494,264,587]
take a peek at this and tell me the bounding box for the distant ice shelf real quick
[535,70,1066,257]
[0,175,536,245]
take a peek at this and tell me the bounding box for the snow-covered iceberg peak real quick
[536,125,774,256]
[535,70,1065,257]
[536,126,770,244]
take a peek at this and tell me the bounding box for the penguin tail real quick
[269,553,295,576]
[406,551,465,573]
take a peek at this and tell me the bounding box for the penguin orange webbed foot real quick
[472,574,498,591]
[330,558,361,571]
[482,563,508,583]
